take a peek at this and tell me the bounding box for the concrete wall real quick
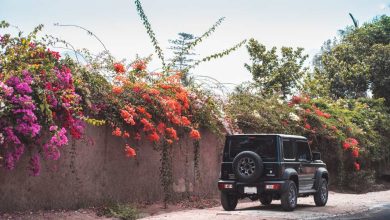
[0,126,223,211]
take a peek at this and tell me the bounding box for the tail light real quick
[265,183,281,190]
[218,182,234,190]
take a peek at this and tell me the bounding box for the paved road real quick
[337,203,390,220]
[141,190,390,220]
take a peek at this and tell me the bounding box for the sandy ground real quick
[142,190,390,220]
[1,190,390,220]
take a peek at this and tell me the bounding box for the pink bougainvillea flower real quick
[354,162,360,171]
[304,123,311,130]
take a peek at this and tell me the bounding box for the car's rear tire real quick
[232,151,263,183]
[220,192,238,211]
[281,180,297,211]
[314,178,328,206]
[259,194,272,205]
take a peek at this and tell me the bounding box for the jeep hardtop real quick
[218,134,328,211]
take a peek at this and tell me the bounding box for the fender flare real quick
[314,167,329,190]
[282,168,299,191]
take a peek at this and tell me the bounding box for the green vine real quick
[160,141,173,208]
[167,17,225,70]
[185,39,247,71]
[134,0,166,68]
[193,140,201,182]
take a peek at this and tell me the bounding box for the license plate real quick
[244,187,257,194]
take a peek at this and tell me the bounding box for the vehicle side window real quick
[296,141,312,161]
[283,140,294,160]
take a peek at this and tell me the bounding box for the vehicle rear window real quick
[228,136,277,162]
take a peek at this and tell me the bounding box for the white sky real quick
[1,0,389,89]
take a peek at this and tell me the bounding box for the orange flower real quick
[142,93,152,103]
[141,118,154,131]
[121,109,136,125]
[148,88,160,95]
[148,132,160,142]
[144,112,152,119]
[159,84,172,90]
[166,127,178,140]
[123,131,130,138]
[113,86,124,94]
[112,127,122,137]
[114,63,125,73]
[124,145,136,157]
[133,86,142,93]
[166,139,173,145]
[131,60,147,71]
[120,109,131,119]
[181,116,191,126]
[137,107,146,114]
[157,122,166,134]
[170,116,181,125]
[176,92,188,103]
[189,129,201,140]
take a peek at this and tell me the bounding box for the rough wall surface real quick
[0,126,223,211]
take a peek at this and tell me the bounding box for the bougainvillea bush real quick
[0,21,218,185]
[109,60,201,155]
[226,84,390,189]
[0,24,85,175]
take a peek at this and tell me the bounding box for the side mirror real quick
[312,152,321,161]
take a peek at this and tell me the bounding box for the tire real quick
[314,178,328,206]
[259,194,272,205]
[232,151,263,183]
[220,192,238,211]
[281,180,298,211]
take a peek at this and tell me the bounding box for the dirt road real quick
[2,190,390,220]
[141,190,390,220]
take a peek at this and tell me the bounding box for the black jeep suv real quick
[218,134,328,211]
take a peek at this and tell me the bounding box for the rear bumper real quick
[218,180,288,194]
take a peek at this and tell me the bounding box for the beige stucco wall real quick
[0,126,223,211]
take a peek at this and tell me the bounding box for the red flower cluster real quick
[125,144,136,157]
[190,129,201,140]
[314,108,331,119]
[354,162,360,171]
[131,60,146,71]
[114,63,125,73]
[342,138,359,150]
[110,62,200,158]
